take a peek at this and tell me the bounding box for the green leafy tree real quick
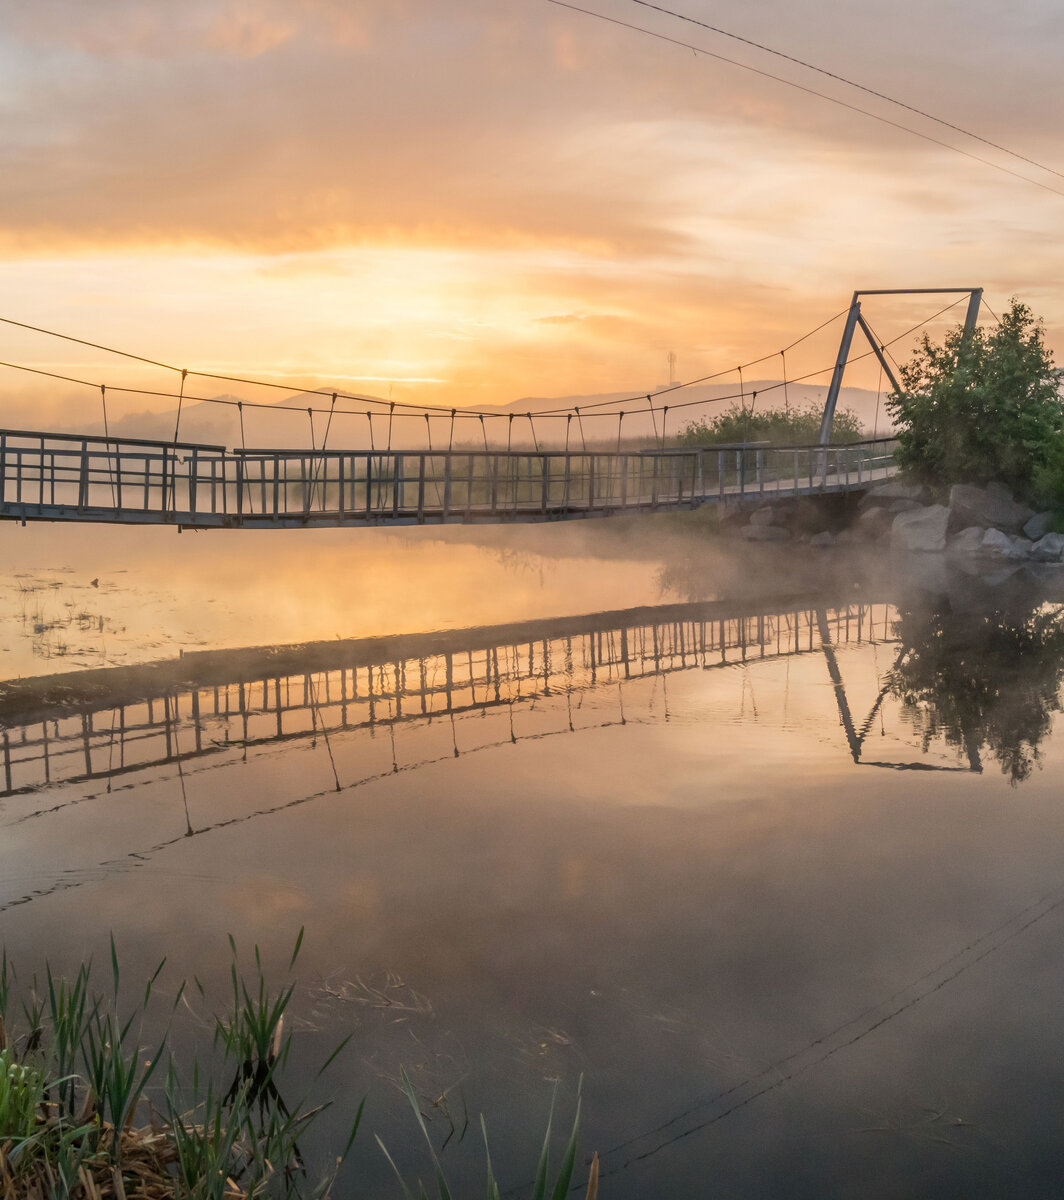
[888,299,1063,503]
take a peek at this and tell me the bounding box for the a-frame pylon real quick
[817,287,983,445]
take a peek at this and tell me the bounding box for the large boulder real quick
[981,528,1013,556]
[855,506,893,538]
[810,531,836,549]
[1007,536,1036,561]
[1033,532,1064,562]
[948,525,986,556]
[891,504,949,552]
[740,524,790,542]
[948,483,1034,534]
[1024,511,1054,541]
[749,507,779,527]
[862,480,926,504]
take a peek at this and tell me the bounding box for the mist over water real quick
[4,515,1064,1198]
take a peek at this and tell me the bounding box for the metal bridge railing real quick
[0,429,899,527]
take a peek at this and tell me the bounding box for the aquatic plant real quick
[0,939,595,1199]
[377,1068,593,1200]
[0,935,359,1199]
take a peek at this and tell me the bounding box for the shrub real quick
[678,401,863,447]
[888,299,1063,504]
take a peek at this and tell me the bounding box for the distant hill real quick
[69,380,894,451]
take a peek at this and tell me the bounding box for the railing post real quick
[443,455,451,519]
[620,455,627,508]
[236,456,244,523]
[540,454,549,514]
[588,456,595,511]
[417,455,426,523]
[337,455,345,521]
[189,449,198,520]
[78,441,88,511]
[366,455,373,520]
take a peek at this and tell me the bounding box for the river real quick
[2,515,1064,1198]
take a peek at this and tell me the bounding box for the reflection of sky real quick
[5,570,1064,1196]
[0,519,844,678]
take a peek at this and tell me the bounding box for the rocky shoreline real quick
[724,479,1064,568]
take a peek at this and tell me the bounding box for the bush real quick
[888,299,1063,504]
[678,401,863,447]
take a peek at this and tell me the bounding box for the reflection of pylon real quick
[815,612,976,772]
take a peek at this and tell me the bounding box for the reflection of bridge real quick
[0,595,898,796]
[0,431,897,527]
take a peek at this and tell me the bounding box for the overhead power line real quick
[546,0,1064,201]
[625,0,1064,184]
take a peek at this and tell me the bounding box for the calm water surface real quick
[3,517,1064,1198]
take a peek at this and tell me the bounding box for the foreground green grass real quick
[0,936,593,1200]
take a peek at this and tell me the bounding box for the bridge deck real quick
[0,429,897,528]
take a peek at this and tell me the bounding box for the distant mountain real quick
[69,380,893,451]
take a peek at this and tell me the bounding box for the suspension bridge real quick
[0,288,984,529]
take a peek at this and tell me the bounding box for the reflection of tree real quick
[888,603,1064,785]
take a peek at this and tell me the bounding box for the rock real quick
[1024,511,1054,541]
[890,498,923,513]
[981,528,1013,556]
[891,504,949,552]
[985,481,1014,503]
[1033,532,1064,562]
[749,508,778,526]
[949,483,1034,534]
[864,480,926,503]
[855,507,893,538]
[810,531,836,548]
[1007,536,1035,561]
[740,524,790,542]
[949,525,987,555]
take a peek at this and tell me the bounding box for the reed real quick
[0,938,594,1199]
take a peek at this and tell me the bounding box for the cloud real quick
[535,313,586,325]
[1,0,1062,416]
[3,0,1061,259]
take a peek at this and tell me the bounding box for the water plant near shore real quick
[0,940,592,1200]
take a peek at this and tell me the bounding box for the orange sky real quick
[1,0,1062,426]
